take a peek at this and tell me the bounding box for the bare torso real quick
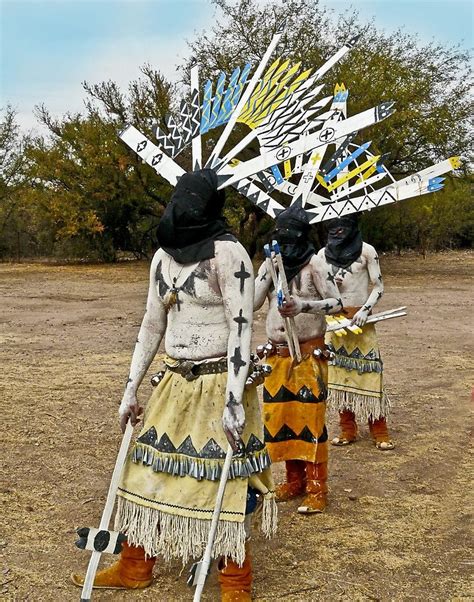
[256,253,342,344]
[316,242,384,312]
[155,251,230,359]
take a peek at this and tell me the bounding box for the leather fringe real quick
[328,388,391,422]
[330,355,382,374]
[132,444,272,482]
[115,494,277,566]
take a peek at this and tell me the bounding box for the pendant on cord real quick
[164,278,181,312]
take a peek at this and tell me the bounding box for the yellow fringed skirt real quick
[326,322,390,421]
[115,362,276,565]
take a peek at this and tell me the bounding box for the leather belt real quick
[166,358,228,381]
[271,336,326,358]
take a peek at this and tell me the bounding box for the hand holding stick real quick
[264,244,296,359]
[271,241,302,362]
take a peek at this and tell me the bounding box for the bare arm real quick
[215,242,254,451]
[118,251,167,431]
[254,261,271,311]
[352,245,384,326]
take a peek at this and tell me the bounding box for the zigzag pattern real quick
[308,188,398,224]
[264,424,328,444]
[263,383,327,403]
[137,427,265,458]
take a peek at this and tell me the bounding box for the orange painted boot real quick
[298,462,328,514]
[275,460,306,501]
[369,417,395,450]
[218,545,252,602]
[71,541,155,590]
[331,410,358,446]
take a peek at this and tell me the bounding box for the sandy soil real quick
[0,251,473,601]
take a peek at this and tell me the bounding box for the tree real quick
[0,106,33,258]
[24,66,176,261]
[185,0,472,252]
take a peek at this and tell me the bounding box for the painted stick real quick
[188,445,234,601]
[190,64,202,170]
[271,241,302,362]
[77,421,134,601]
[325,307,407,336]
[216,102,395,189]
[312,33,361,80]
[206,21,286,169]
[119,125,185,186]
[305,171,449,225]
[289,91,349,207]
[263,245,296,359]
[233,178,286,218]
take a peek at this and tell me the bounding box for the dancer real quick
[72,170,276,601]
[254,202,342,514]
[320,215,394,450]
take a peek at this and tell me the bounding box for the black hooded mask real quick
[156,169,234,264]
[324,214,363,269]
[273,201,315,283]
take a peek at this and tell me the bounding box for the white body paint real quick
[119,240,254,447]
[254,253,342,343]
[317,242,384,325]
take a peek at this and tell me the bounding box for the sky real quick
[1,0,472,133]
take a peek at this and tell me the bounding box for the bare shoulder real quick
[315,247,327,262]
[311,249,328,271]
[362,242,378,259]
[214,239,252,266]
[151,248,166,271]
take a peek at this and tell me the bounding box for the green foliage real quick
[0,0,472,261]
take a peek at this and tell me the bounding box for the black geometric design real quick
[298,425,318,443]
[155,261,170,297]
[176,435,198,457]
[151,153,163,166]
[346,33,361,48]
[245,433,265,454]
[136,430,267,462]
[234,261,251,293]
[237,181,251,197]
[320,132,356,175]
[137,427,158,446]
[319,127,335,143]
[155,433,176,453]
[200,438,226,459]
[328,344,381,362]
[247,191,260,204]
[376,101,396,121]
[230,346,246,375]
[326,271,335,284]
[264,424,328,444]
[233,309,248,336]
[136,140,147,152]
[263,384,326,404]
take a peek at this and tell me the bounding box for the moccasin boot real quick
[298,462,328,514]
[275,460,306,501]
[369,417,395,450]
[71,541,155,590]
[331,410,358,446]
[218,545,252,601]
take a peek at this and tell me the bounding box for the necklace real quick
[164,258,186,312]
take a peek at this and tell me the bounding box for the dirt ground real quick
[1,251,473,602]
